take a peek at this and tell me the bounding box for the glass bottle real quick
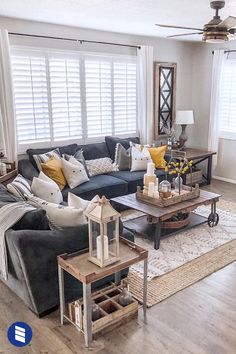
[91,300,100,321]
[118,287,133,306]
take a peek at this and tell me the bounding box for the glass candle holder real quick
[159,180,172,199]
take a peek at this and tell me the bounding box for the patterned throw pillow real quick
[114,143,131,171]
[31,172,63,204]
[85,157,116,177]
[63,149,90,176]
[130,146,152,172]
[33,148,61,171]
[61,158,89,189]
[7,174,32,200]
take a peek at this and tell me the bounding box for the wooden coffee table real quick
[112,190,221,250]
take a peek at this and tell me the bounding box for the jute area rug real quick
[121,200,236,307]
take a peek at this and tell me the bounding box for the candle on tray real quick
[96,235,109,260]
[148,182,155,197]
[147,162,155,175]
[156,177,159,190]
[153,186,159,199]
[143,186,148,195]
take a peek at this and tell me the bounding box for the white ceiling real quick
[1,0,236,41]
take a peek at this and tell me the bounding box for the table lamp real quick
[175,110,194,148]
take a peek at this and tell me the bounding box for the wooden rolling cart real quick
[57,237,148,348]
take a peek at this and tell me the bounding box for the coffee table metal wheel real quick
[208,201,219,227]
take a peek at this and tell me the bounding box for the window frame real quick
[218,57,236,141]
[11,46,138,153]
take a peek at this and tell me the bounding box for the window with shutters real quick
[219,58,236,139]
[11,48,137,152]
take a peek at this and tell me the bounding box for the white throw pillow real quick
[130,146,152,172]
[129,142,151,151]
[61,158,89,189]
[7,174,32,200]
[68,192,100,214]
[31,173,63,204]
[26,195,86,229]
[85,157,115,177]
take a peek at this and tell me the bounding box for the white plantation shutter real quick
[12,54,50,145]
[219,58,236,138]
[114,59,137,134]
[11,48,137,151]
[49,57,82,141]
[85,56,112,137]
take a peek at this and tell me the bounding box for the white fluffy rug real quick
[122,205,236,281]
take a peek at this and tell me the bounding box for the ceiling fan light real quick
[203,31,228,43]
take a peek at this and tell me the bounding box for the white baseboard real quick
[213,175,236,185]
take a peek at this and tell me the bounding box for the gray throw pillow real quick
[63,149,90,177]
[114,143,131,171]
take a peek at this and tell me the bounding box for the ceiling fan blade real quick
[167,32,203,38]
[155,24,203,31]
[228,33,236,41]
[217,16,236,29]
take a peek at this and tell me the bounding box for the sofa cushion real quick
[105,136,140,161]
[0,184,20,203]
[0,185,49,230]
[27,144,78,170]
[12,209,49,231]
[109,169,166,193]
[77,142,110,160]
[62,175,128,201]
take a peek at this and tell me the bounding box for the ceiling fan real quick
[156,1,236,43]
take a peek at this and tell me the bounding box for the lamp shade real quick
[176,110,194,125]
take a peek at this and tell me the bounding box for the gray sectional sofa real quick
[18,136,167,200]
[1,136,167,317]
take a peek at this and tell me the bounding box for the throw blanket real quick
[0,202,35,280]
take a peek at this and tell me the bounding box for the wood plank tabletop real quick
[165,148,216,160]
[57,238,148,284]
[112,190,221,221]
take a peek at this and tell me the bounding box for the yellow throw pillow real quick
[41,156,66,190]
[148,145,167,169]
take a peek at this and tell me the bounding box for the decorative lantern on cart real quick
[86,196,120,268]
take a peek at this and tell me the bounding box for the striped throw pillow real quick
[7,174,32,200]
[33,148,61,171]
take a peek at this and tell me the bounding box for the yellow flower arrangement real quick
[165,159,193,176]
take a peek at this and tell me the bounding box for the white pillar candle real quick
[147,162,155,175]
[153,186,159,199]
[96,235,109,260]
[156,177,159,190]
[148,182,155,197]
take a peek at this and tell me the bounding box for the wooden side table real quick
[57,237,148,348]
[0,169,17,186]
[166,148,216,185]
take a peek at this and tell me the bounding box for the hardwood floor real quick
[0,179,236,354]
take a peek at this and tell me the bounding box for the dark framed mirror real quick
[154,62,177,139]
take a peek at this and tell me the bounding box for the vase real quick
[91,301,100,321]
[118,288,133,306]
[174,176,183,194]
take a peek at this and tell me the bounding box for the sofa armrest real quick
[5,224,134,316]
[18,159,39,181]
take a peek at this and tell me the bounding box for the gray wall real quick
[191,40,236,182]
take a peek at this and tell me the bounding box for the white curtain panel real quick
[208,49,225,171]
[0,29,17,162]
[137,45,154,145]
